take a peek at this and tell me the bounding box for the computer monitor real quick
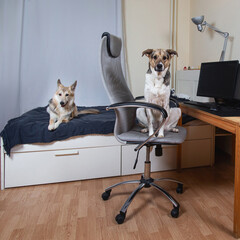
[234,64,240,101]
[197,60,240,103]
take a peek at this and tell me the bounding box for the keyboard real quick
[183,101,214,108]
[183,100,240,116]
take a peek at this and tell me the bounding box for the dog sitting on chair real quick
[137,48,181,137]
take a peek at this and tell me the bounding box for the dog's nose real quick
[60,101,65,106]
[156,63,163,70]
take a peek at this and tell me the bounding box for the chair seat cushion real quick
[117,125,187,145]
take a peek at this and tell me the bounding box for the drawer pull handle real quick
[55,151,79,157]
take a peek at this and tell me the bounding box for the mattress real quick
[0,106,115,155]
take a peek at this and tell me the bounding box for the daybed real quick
[1,106,215,190]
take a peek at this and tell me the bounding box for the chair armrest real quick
[106,101,168,119]
[170,97,179,107]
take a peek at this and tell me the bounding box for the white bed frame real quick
[1,134,180,190]
[1,122,215,190]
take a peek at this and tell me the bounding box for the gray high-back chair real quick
[100,32,187,224]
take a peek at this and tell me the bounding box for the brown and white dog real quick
[47,79,99,131]
[137,48,181,137]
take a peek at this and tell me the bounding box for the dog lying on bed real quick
[47,79,99,131]
[137,48,181,137]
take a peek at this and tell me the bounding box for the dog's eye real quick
[163,56,167,60]
[153,55,158,60]
[65,93,69,97]
[59,93,62,96]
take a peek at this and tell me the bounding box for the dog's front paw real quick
[172,127,179,133]
[48,124,56,131]
[141,128,148,133]
[157,128,164,138]
[149,129,154,136]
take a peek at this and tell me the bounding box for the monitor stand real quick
[210,98,221,111]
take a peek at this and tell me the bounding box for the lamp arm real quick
[220,35,229,61]
[204,21,228,37]
[203,21,229,61]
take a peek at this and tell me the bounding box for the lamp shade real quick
[191,15,204,32]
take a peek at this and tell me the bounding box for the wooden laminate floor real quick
[0,151,236,240]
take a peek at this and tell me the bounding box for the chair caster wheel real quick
[115,212,126,224]
[102,190,111,200]
[176,183,183,194]
[171,206,179,218]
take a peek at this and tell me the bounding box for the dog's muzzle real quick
[155,63,164,72]
[60,101,66,107]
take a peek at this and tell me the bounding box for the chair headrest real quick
[101,32,122,58]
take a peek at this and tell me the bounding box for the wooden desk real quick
[180,103,240,238]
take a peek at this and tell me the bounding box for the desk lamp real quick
[191,15,229,61]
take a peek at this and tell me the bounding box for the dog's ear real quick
[70,81,77,91]
[166,49,178,58]
[57,79,62,87]
[142,49,153,58]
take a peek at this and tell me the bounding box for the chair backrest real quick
[100,32,136,136]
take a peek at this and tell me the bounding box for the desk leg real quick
[234,126,240,238]
[177,115,183,171]
[232,134,236,164]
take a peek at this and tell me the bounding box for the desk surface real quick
[180,103,240,134]
[225,116,240,124]
[180,103,240,238]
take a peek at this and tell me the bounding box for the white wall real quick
[19,0,121,112]
[176,0,190,70]
[0,1,23,129]
[189,0,240,67]
[123,0,172,97]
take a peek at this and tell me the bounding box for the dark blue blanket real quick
[1,106,115,155]
[1,102,193,156]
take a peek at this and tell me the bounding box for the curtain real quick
[0,0,123,131]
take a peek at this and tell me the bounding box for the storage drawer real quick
[121,145,178,175]
[5,146,121,188]
[181,139,213,168]
[184,124,213,140]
